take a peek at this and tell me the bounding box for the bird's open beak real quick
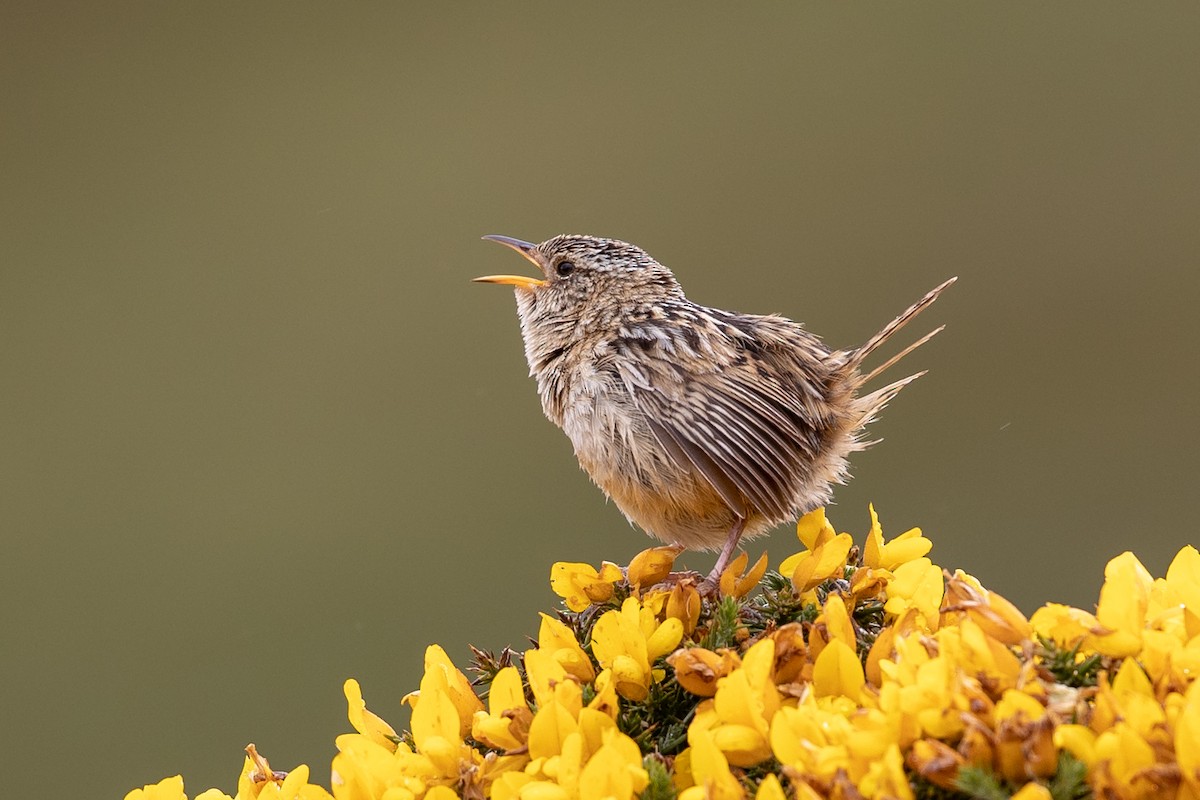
[475,235,547,289]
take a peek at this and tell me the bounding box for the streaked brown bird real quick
[476,234,954,586]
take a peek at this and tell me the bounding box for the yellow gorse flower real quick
[131,505,1200,800]
[624,545,679,592]
[470,667,531,751]
[677,727,746,800]
[126,748,336,800]
[343,679,398,751]
[718,550,769,599]
[863,503,931,571]
[591,596,684,701]
[534,613,596,684]
[666,646,741,697]
[126,775,188,800]
[549,560,622,612]
[689,638,781,767]
[665,579,703,634]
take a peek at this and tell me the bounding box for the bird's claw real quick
[645,569,703,594]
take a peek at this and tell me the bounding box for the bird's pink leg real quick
[700,517,747,591]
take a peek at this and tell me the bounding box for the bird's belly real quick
[557,386,749,551]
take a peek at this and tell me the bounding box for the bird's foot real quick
[697,565,726,597]
[667,569,703,583]
[645,569,703,594]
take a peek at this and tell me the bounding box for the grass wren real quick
[476,234,954,584]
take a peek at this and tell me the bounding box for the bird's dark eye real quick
[555,260,575,277]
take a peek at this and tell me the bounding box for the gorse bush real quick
[127,506,1200,800]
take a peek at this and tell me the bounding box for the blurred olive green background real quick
[2,3,1198,797]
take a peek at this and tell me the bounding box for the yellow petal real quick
[667,647,741,697]
[1166,545,1200,638]
[995,687,1046,723]
[124,775,187,800]
[512,781,569,800]
[739,551,770,596]
[666,581,703,634]
[849,566,891,602]
[608,653,650,701]
[959,722,995,769]
[578,735,650,800]
[944,570,1032,645]
[646,617,685,661]
[864,503,932,571]
[682,729,744,800]
[755,774,787,800]
[713,639,779,733]
[994,689,1056,782]
[523,647,570,709]
[576,707,618,755]
[417,645,484,738]
[820,593,856,651]
[592,603,650,678]
[409,688,460,751]
[1161,544,1200,594]
[473,713,523,751]
[1030,602,1097,648]
[770,706,814,766]
[906,738,965,791]
[1053,724,1097,766]
[711,723,772,767]
[488,666,528,715]
[626,546,678,590]
[471,667,531,751]
[194,791,233,800]
[528,701,578,760]
[865,625,896,687]
[812,638,864,701]
[343,679,399,751]
[1177,682,1200,792]
[490,773,532,800]
[1110,655,1154,700]
[796,506,836,549]
[778,550,804,580]
[884,558,944,626]
[767,623,808,685]
[1095,724,1156,789]
[587,669,621,719]
[550,562,616,611]
[1092,552,1152,657]
[858,744,914,800]
[718,551,749,597]
[863,503,885,569]
[598,561,624,582]
[537,613,597,683]
[790,533,854,593]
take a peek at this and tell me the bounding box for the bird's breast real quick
[529,343,656,482]
[523,331,773,549]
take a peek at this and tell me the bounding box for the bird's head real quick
[475,234,684,333]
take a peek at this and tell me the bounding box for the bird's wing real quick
[615,324,832,521]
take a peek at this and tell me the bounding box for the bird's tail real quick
[845,276,956,429]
